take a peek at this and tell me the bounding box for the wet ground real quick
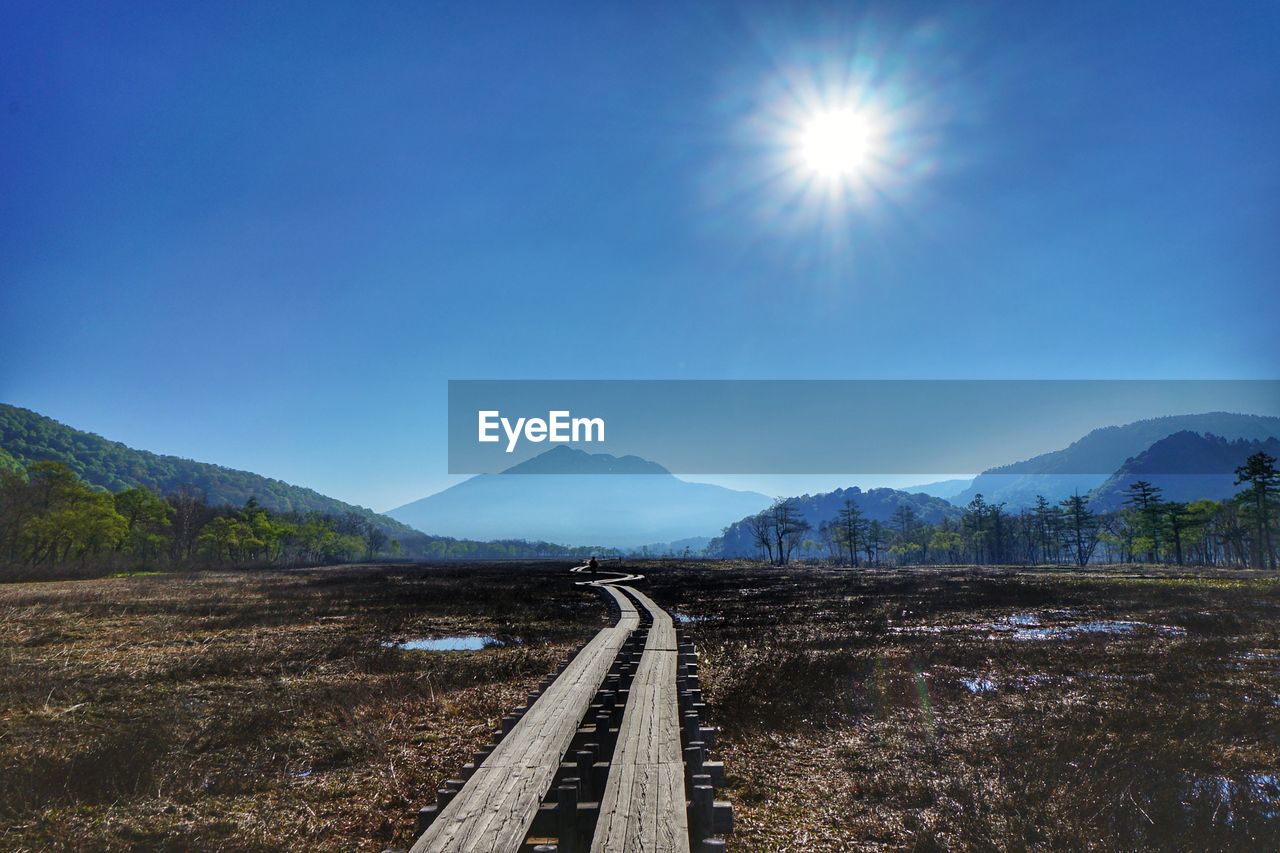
[1,561,1276,851]
[641,562,1280,851]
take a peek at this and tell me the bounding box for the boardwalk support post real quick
[690,783,714,844]
[557,781,580,853]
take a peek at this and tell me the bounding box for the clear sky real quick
[2,1,1277,511]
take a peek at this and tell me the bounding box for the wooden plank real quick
[410,584,639,853]
[591,586,690,853]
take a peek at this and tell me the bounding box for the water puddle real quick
[672,612,711,624]
[386,635,503,651]
[893,611,1186,641]
[1235,650,1280,662]
[1184,773,1280,824]
[961,677,998,693]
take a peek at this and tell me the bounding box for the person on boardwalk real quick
[588,556,599,576]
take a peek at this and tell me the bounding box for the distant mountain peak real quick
[387,448,766,547]
[500,445,671,476]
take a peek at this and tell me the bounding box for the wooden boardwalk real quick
[409,583,638,853]
[407,564,725,853]
[590,585,689,852]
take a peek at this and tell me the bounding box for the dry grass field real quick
[1,561,1277,851]
[643,563,1280,851]
[0,564,603,851]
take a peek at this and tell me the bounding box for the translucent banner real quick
[447,379,1280,475]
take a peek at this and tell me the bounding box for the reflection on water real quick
[1184,773,1280,824]
[386,635,503,651]
[961,677,998,693]
[891,611,1187,641]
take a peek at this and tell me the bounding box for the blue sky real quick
[2,1,1277,511]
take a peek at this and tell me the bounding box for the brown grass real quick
[0,563,605,851]
[642,562,1280,851]
[3,561,1278,851]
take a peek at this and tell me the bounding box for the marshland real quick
[2,561,1276,850]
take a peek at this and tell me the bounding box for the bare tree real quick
[834,498,865,567]
[770,497,811,566]
[745,511,774,563]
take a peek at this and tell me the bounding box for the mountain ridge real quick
[953,412,1280,508]
[388,446,770,548]
[710,485,960,558]
[0,403,417,538]
[1089,431,1280,511]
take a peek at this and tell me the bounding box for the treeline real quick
[715,451,1280,570]
[419,539,619,561]
[0,461,618,579]
[0,460,404,578]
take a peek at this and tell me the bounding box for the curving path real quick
[409,561,713,853]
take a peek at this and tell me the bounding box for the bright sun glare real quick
[798,108,875,179]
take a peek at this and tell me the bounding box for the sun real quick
[797,108,876,179]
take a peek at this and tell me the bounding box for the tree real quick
[1164,501,1191,566]
[1060,493,1100,567]
[366,525,389,560]
[1124,480,1164,562]
[769,497,811,565]
[1234,451,1278,570]
[987,501,1010,564]
[867,520,885,566]
[744,512,774,562]
[833,498,865,566]
[964,494,989,564]
[930,527,964,563]
[18,462,127,570]
[1032,496,1064,565]
[114,487,173,562]
[168,485,213,561]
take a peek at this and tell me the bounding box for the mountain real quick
[387,446,770,548]
[903,478,973,500]
[0,404,418,538]
[1089,432,1280,511]
[952,412,1280,509]
[710,485,961,558]
[626,536,712,557]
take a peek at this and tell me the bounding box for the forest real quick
[712,451,1279,570]
[0,461,614,580]
[0,404,414,537]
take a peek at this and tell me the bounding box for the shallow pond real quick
[386,635,503,651]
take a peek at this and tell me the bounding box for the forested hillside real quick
[707,453,1278,570]
[1089,432,1280,511]
[0,406,626,577]
[953,412,1280,508]
[0,404,413,537]
[0,459,618,580]
[710,486,959,560]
